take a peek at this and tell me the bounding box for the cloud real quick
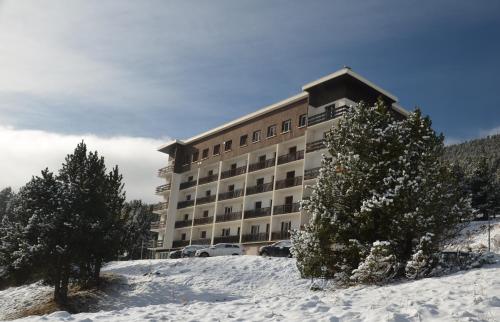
[479,125,500,137]
[0,125,168,203]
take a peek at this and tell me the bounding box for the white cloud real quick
[0,125,168,203]
[479,125,500,137]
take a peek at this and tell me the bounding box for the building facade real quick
[150,68,408,257]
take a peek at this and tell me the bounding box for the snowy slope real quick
[3,255,500,322]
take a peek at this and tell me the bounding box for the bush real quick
[351,241,399,285]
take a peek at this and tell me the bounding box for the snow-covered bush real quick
[351,241,399,285]
[295,99,473,282]
[405,233,439,279]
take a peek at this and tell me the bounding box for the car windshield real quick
[275,240,291,247]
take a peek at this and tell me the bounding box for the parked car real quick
[168,249,182,259]
[181,245,206,258]
[259,240,292,257]
[195,243,245,257]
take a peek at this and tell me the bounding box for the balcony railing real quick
[180,164,191,173]
[218,188,244,201]
[190,238,211,245]
[271,231,291,240]
[175,220,192,228]
[177,200,195,209]
[304,167,321,180]
[215,211,242,223]
[196,194,216,205]
[242,232,269,243]
[198,174,218,185]
[244,207,272,219]
[153,202,168,212]
[158,165,174,177]
[246,182,274,196]
[150,221,166,230]
[214,235,240,244]
[275,176,303,190]
[193,216,214,226]
[180,180,197,190]
[306,140,326,153]
[273,202,300,215]
[221,165,247,179]
[156,183,172,194]
[307,105,348,126]
[248,158,275,172]
[277,150,304,165]
[172,240,189,248]
[148,240,164,248]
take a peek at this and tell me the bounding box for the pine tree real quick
[467,158,500,219]
[294,100,473,282]
[121,200,154,260]
[405,233,439,279]
[351,241,398,285]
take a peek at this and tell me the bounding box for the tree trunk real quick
[93,259,102,286]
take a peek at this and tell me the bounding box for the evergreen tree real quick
[0,187,14,222]
[121,200,154,260]
[293,100,473,282]
[405,233,439,279]
[351,241,398,285]
[467,158,500,219]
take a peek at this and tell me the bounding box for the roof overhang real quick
[157,139,186,154]
[302,68,399,103]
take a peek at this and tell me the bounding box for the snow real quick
[0,255,498,322]
[1,220,500,322]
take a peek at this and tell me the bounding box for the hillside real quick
[0,220,499,322]
[444,134,500,176]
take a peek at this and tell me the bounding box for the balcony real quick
[273,202,300,215]
[150,221,166,230]
[177,200,195,209]
[246,182,273,196]
[214,235,240,244]
[156,183,171,194]
[306,140,326,153]
[172,240,189,248]
[175,219,192,228]
[220,165,247,179]
[248,158,275,172]
[153,201,168,212]
[198,174,218,185]
[215,211,242,223]
[191,238,211,245]
[244,207,271,219]
[180,164,191,173]
[275,176,303,190]
[218,188,244,201]
[277,150,304,165]
[193,216,214,226]
[180,180,197,190]
[271,231,291,240]
[196,194,216,205]
[304,167,321,180]
[158,165,174,177]
[148,240,164,248]
[307,105,347,126]
[242,232,269,243]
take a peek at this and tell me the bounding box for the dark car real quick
[168,250,182,259]
[258,240,292,257]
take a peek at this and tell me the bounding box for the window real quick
[205,190,211,196]
[183,214,189,220]
[188,175,193,182]
[181,233,186,240]
[208,169,213,176]
[240,134,248,146]
[201,231,207,239]
[186,194,191,201]
[224,140,232,151]
[267,125,277,138]
[222,228,230,236]
[192,151,199,163]
[224,206,232,214]
[281,119,291,133]
[202,148,209,159]
[252,130,261,143]
[213,144,220,155]
[203,210,209,217]
[298,114,307,127]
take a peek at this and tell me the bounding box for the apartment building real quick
[150,67,408,257]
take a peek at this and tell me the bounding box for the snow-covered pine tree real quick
[467,157,500,220]
[405,233,439,279]
[351,241,398,284]
[121,200,154,260]
[295,99,473,282]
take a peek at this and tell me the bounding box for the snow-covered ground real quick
[1,220,500,322]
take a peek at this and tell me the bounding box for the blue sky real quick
[0,0,499,200]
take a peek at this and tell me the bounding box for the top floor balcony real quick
[307,105,348,126]
[221,165,247,179]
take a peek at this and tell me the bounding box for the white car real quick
[195,243,245,257]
